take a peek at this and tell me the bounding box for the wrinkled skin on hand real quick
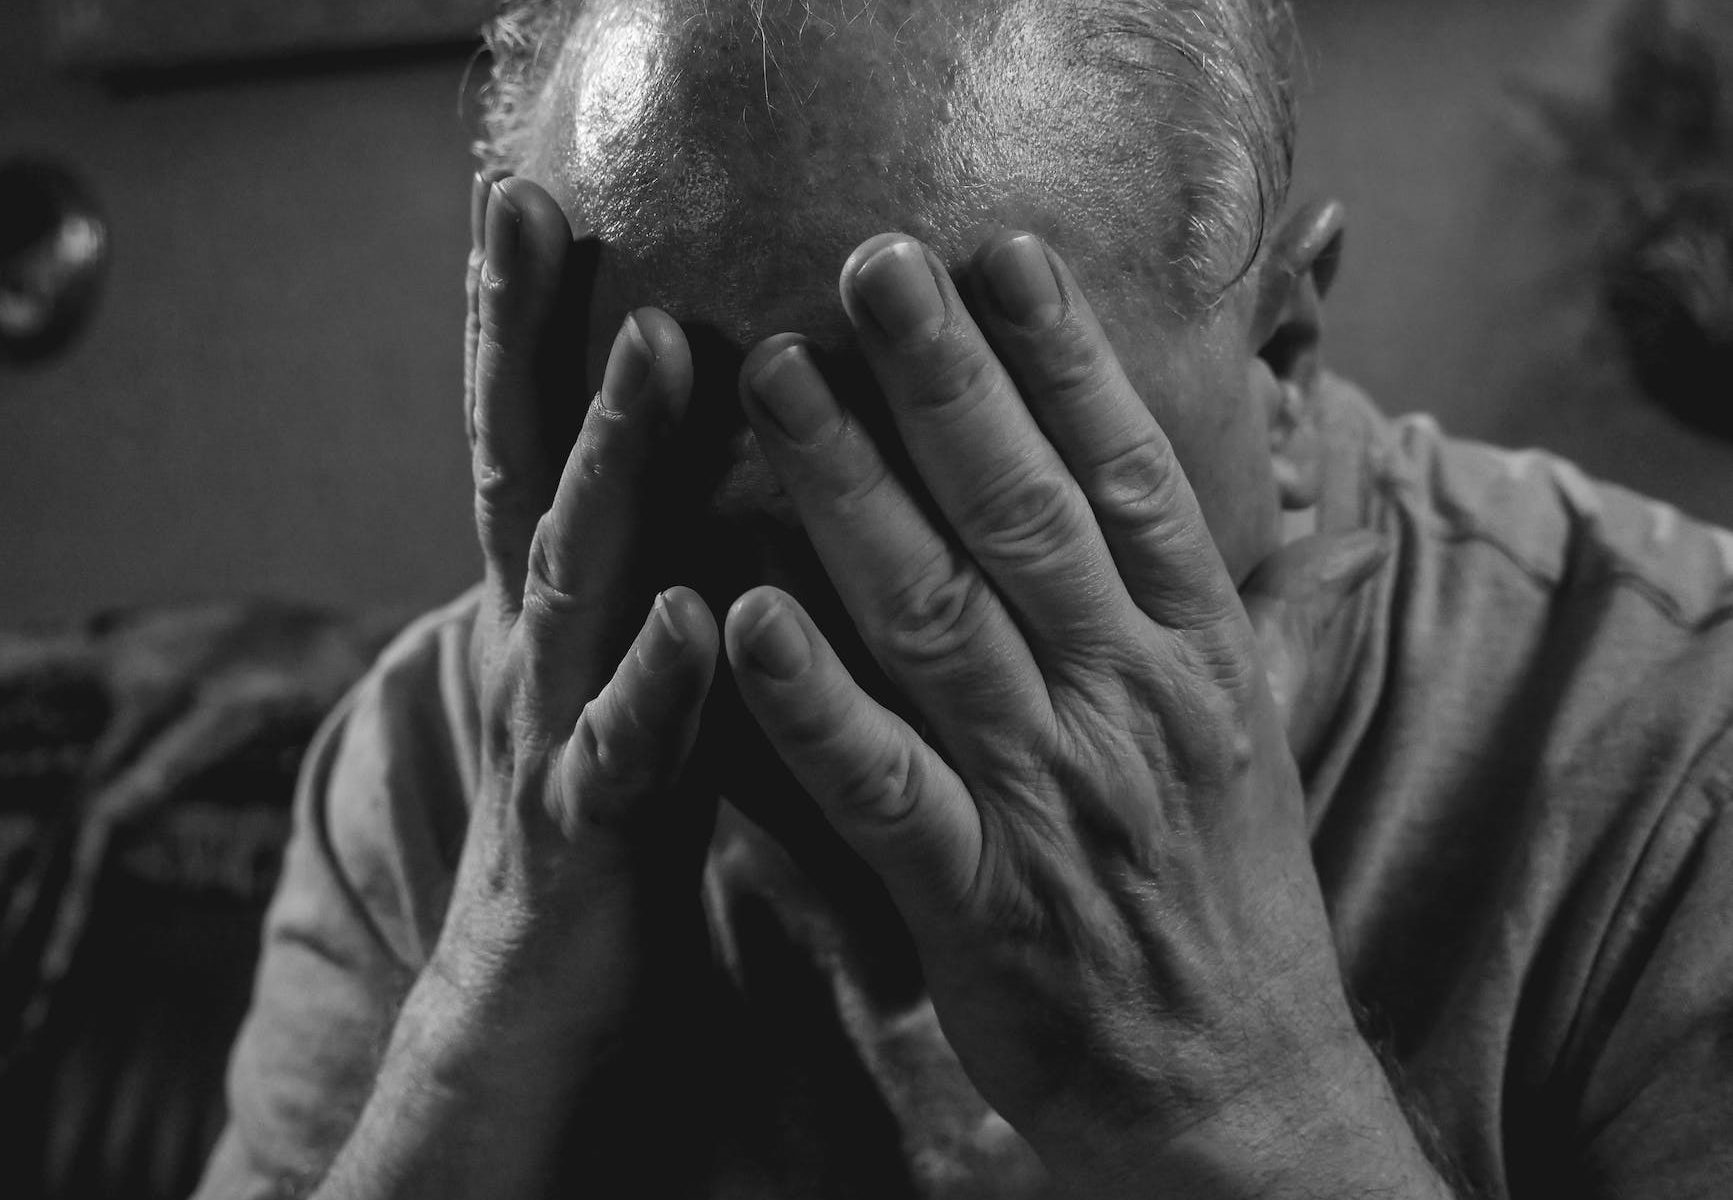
[716,230,1394,1193]
[311,166,1434,1200]
[387,173,725,1196]
[447,167,729,1015]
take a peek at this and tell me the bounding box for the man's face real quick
[498,0,1291,866]
[512,0,1285,605]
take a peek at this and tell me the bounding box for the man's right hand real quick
[314,174,717,1200]
[443,166,721,1027]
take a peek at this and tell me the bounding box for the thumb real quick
[1240,530,1390,741]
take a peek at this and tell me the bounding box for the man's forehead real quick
[516,0,1182,348]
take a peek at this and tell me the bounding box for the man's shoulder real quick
[1325,382,1733,822]
[1338,393,1733,848]
[321,583,483,805]
[1370,405,1733,632]
[292,585,484,966]
[1318,392,1733,1166]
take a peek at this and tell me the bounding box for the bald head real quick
[474,0,1344,600]
[482,0,1296,333]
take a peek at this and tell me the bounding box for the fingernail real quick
[742,598,811,680]
[472,169,511,251]
[640,592,688,673]
[470,172,489,251]
[484,179,520,282]
[981,234,1063,329]
[851,239,946,342]
[749,342,836,443]
[598,313,653,414]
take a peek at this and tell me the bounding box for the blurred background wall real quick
[0,0,481,626]
[2,0,1730,627]
[1293,0,1733,530]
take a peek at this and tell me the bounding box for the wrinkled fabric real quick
[199,380,1733,1199]
[0,601,404,1200]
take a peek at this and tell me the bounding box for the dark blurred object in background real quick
[0,601,406,1200]
[1527,0,1733,441]
[0,156,107,368]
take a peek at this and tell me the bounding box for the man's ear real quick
[1250,199,1346,512]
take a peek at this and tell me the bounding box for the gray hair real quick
[1077,0,1298,301]
[478,1,571,173]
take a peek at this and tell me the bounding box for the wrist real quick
[1047,1033,1458,1200]
[433,832,647,1011]
[425,867,716,1059]
[395,945,595,1116]
[312,955,588,1200]
[355,911,719,1198]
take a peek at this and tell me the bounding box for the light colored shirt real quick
[195,380,1733,1198]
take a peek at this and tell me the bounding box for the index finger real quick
[470,176,575,617]
[966,231,1237,631]
[839,235,1131,654]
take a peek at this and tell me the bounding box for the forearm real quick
[310,954,589,1200]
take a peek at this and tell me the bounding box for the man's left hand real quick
[724,230,1452,1197]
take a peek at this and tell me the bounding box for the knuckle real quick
[908,345,999,418]
[1086,436,1178,527]
[519,523,587,617]
[474,305,527,379]
[472,465,542,547]
[572,697,659,800]
[1189,701,1256,785]
[828,729,922,827]
[472,455,526,506]
[766,684,923,829]
[1029,324,1107,401]
[962,465,1085,569]
[1165,631,1260,777]
[1188,615,1261,693]
[878,557,994,669]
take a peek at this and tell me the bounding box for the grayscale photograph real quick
[2,1,1731,1197]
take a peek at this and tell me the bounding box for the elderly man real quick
[195,1,1733,1197]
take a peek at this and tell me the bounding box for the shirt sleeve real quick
[191,601,475,1200]
[1572,728,1733,1199]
